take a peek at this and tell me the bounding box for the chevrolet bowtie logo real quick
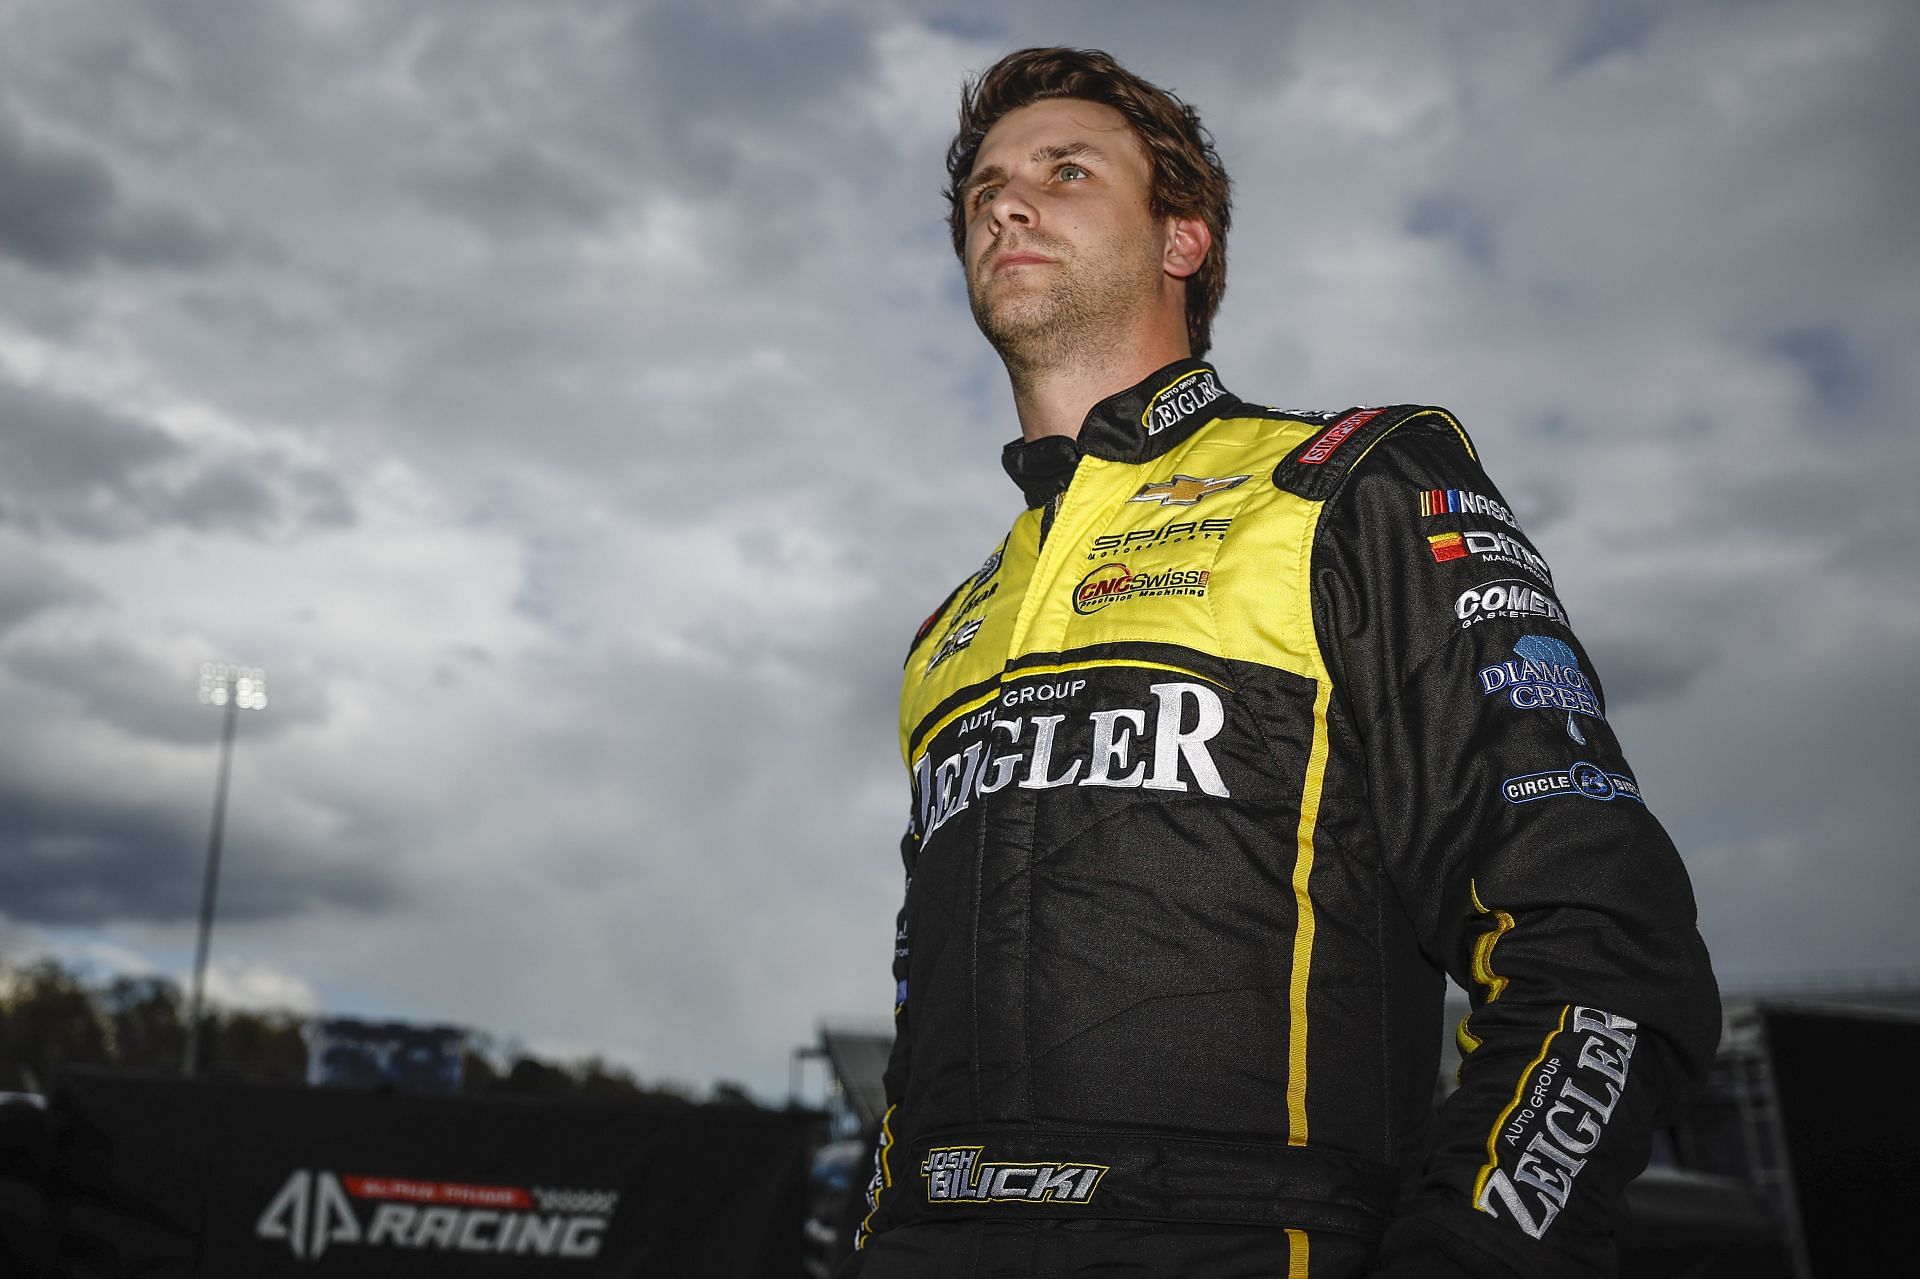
[1128,474,1251,507]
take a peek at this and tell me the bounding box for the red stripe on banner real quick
[1299,408,1386,465]
[342,1176,535,1210]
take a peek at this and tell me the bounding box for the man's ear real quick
[1163,215,1211,280]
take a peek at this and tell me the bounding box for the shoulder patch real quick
[1272,405,1474,501]
[905,580,967,667]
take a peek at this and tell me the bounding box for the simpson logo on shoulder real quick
[1297,407,1386,465]
[922,1146,1109,1205]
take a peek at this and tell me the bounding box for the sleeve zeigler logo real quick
[1475,1006,1639,1241]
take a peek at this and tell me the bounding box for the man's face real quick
[960,98,1169,361]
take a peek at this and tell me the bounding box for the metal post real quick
[183,692,240,1076]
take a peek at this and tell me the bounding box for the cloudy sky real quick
[1,0,1914,1099]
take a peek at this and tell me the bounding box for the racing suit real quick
[844,360,1719,1278]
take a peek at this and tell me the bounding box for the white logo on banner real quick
[257,1170,361,1261]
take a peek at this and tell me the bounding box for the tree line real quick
[0,955,758,1106]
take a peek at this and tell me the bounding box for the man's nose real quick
[990,182,1037,230]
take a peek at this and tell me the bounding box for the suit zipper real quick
[1039,491,1064,547]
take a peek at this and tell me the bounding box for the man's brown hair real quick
[945,47,1233,358]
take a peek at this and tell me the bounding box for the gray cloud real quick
[0,375,357,539]
[1405,193,1499,271]
[0,772,395,927]
[415,147,615,238]
[0,556,99,635]
[0,0,1912,1095]
[3,637,323,747]
[1553,0,1668,78]
[1590,638,1715,709]
[0,105,232,273]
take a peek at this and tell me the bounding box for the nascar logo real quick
[1419,488,1520,528]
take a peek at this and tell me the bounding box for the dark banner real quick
[1765,1005,1920,1276]
[48,1069,818,1279]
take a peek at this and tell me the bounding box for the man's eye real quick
[1058,163,1088,181]
[972,186,1000,209]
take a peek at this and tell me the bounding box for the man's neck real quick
[1007,337,1192,443]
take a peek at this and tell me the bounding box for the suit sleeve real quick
[1311,422,1720,1279]
[839,825,914,1274]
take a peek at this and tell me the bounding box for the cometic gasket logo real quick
[1455,580,1569,630]
[921,1146,1109,1205]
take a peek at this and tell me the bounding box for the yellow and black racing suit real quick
[845,360,1719,1279]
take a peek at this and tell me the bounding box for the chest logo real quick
[1073,562,1210,614]
[1128,474,1249,507]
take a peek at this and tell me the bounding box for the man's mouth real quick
[993,250,1054,273]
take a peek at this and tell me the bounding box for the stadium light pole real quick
[183,663,268,1077]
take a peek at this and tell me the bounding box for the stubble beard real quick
[968,229,1166,382]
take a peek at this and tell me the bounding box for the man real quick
[844,47,1718,1279]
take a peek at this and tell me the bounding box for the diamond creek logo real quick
[922,1146,1108,1206]
[256,1169,617,1262]
[1128,474,1249,507]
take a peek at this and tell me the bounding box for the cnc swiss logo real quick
[1127,474,1249,507]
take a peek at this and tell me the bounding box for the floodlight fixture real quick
[184,661,270,1076]
[199,663,268,711]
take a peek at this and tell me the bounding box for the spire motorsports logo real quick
[1085,516,1231,561]
[256,1170,618,1262]
[1478,635,1603,744]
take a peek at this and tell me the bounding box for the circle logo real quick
[1073,563,1135,615]
[1570,761,1615,800]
